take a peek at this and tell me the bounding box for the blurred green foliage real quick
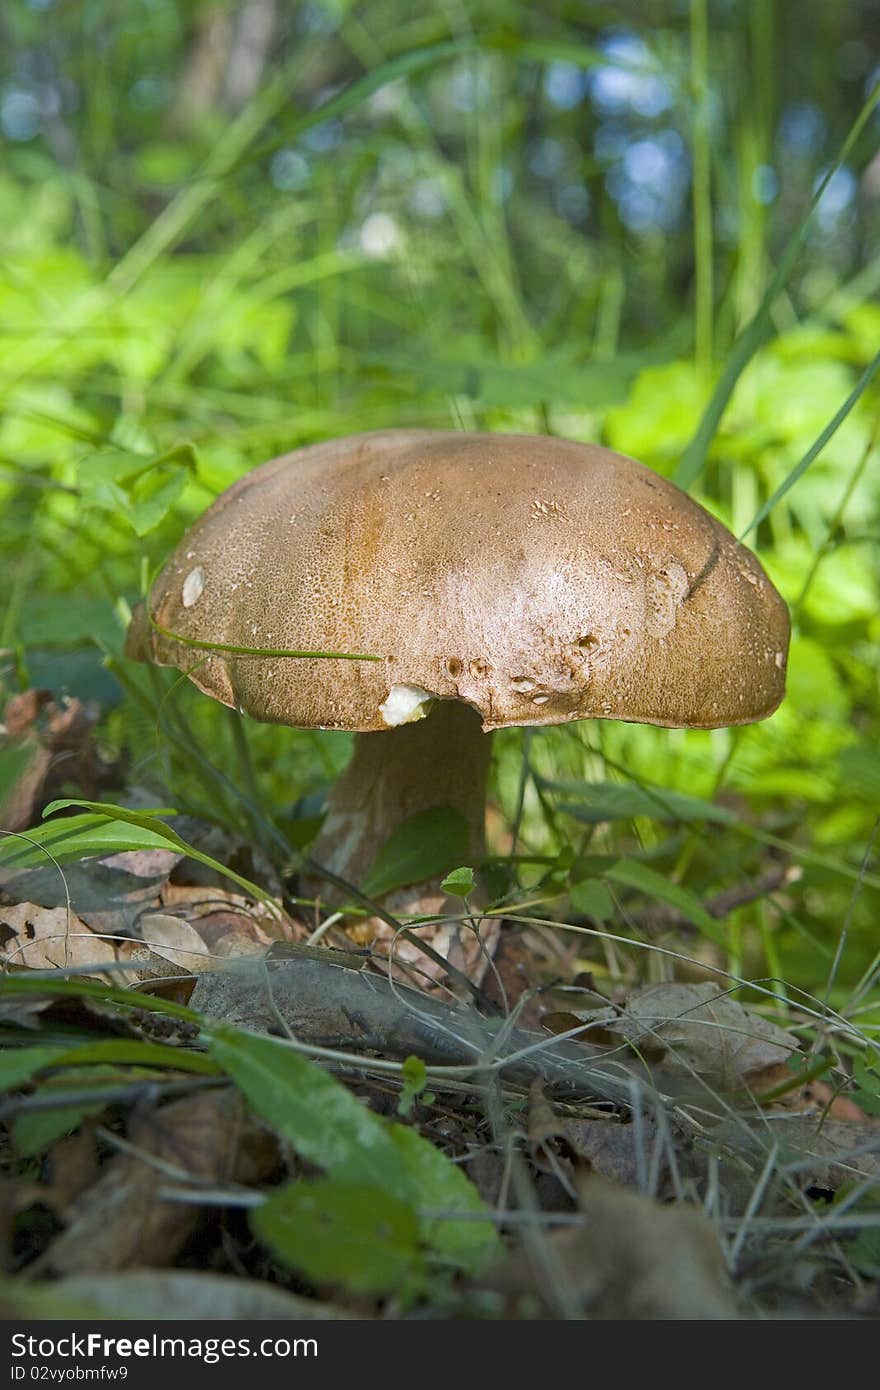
[1,0,879,1008]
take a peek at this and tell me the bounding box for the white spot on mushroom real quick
[379,684,434,727]
[775,651,785,669]
[182,566,205,608]
[510,677,536,693]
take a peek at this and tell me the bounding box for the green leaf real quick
[837,746,880,803]
[569,878,615,922]
[0,800,275,908]
[604,860,723,942]
[674,78,880,489]
[441,866,475,898]
[361,807,470,899]
[78,443,197,536]
[0,1046,68,1092]
[849,1226,880,1278]
[546,778,734,826]
[366,345,638,410]
[0,1039,215,1091]
[13,1102,107,1158]
[853,1058,880,1117]
[127,466,189,536]
[741,349,880,538]
[0,742,36,808]
[398,1055,428,1117]
[9,1061,166,1156]
[252,1180,424,1296]
[387,1124,500,1273]
[210,1030,406,1190]
[210,1029,499,1273]
[56,1040,218,1074]
[0,813,181,871]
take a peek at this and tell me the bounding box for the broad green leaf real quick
[210,1030,405,1191]
[13,1102,107,1158]
[837,746,880,803]
[849,1227,880,1278]
[252,1180,423,1296]
[16,800,276,906]
[362,807,470,899]
[10,1057,185,1156]
[210,1029,498,1272]
[78,444,197,536]
[853,1058,880,1117]
[605,360,708,465]
[441,866,475,898]
[0,1046,68,1091]
[605,860,723,942]
[127,467,189,536]
[366,346,637,409]
[15,595,120,650]
[742,349,880,538]
[0,742,36,808]
[569,878,615,922]
[387,1124,500,1273]
[0,813,181,870]
[547,779,733,826]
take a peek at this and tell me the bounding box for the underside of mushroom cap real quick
[135,430,790,733]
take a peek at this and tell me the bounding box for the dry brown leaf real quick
[211,931,267,958]
[0,744,51,834]
[0,1176,47,1272]
[570,1179,737,1317]
[501,1178,738,1319]
[1,848,181,938]
[41,1126,101,1215]
[802,1079,868,1122]
[771,1116,880,1190]
[481,928,543,1027]
[54,1271,347,1320]
[0,995,52,1028]
[46,1087,278,1275]
[159,882,278,940]
[564,1117,661,1188]
[138,912,217,973]
[527,1079,566,1150]
[467,1149,505,1207]
[0,691,118,833]
[0,902,119,978]
[584,983,799,1090]
[122,909,270,982]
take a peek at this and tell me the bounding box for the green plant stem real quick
[690,0,713,379]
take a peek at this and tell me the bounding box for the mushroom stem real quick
[309,700,491,894]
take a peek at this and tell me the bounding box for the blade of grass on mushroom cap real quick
[149,617,381,663]
[674,77,880,491]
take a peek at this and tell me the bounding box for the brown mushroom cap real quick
[135,430,789,733]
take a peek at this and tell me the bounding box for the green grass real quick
[1,0,879,1317]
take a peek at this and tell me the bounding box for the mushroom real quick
[128,430,789,967]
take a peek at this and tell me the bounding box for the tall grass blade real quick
[741,348,880,538]
[675,79,880,490]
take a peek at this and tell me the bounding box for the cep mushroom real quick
[128,431,789,964]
